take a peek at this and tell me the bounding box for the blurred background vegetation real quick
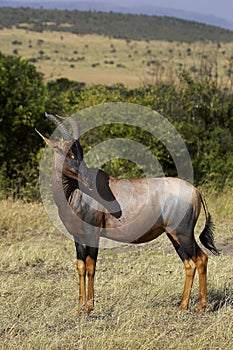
[0,8,232,200]
[1,7,233,43]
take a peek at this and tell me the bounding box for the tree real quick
[0,53,47,197]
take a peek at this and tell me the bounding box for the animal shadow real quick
[151,287,233,313]
[207,286,233,312]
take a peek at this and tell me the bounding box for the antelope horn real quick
[68,118,80,139]
[35,128,46,141]
[45,113,72,141]
[56,114,80,139]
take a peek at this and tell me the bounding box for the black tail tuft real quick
[199,214,220,256]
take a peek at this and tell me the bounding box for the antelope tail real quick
[199,193,220,256]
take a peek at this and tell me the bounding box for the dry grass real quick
[0,190,232,349]
[0,28,232,87]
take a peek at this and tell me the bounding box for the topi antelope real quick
[36,113,219,315]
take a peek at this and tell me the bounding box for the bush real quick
[0,53,232,199]
[0,53,49,199]
[53,77,232,188]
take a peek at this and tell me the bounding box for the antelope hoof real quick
[77,304,86,316]
[85,303,94,316]
[85,307,93,317]
[77,305,94,317]
[178,304,188,311]
[197,305,206,314]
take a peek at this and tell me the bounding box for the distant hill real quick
[1,0,233,31]
[0,7,233,43]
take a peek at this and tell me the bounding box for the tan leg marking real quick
[193,250,208,313]
[179,259,196,311]
[85,255,97,315]
[77,259,86,315]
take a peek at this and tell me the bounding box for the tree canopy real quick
[0,53,49,196]
[0,52,232,199]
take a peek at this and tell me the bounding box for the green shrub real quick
[0,53,232,199]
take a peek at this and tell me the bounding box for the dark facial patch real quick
[79,168,122,219]
[71,140,84,161]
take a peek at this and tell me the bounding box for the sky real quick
[6,0,233,23]
[88,0,233,22]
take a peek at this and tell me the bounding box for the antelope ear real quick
[35,129,61,149]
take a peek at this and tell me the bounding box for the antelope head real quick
[36,113,94,191]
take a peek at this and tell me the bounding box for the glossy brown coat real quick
[37,115,219,315]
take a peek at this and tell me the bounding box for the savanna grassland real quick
[0,27,233,87]
[0,189,233,350]
[0,7,232,87]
